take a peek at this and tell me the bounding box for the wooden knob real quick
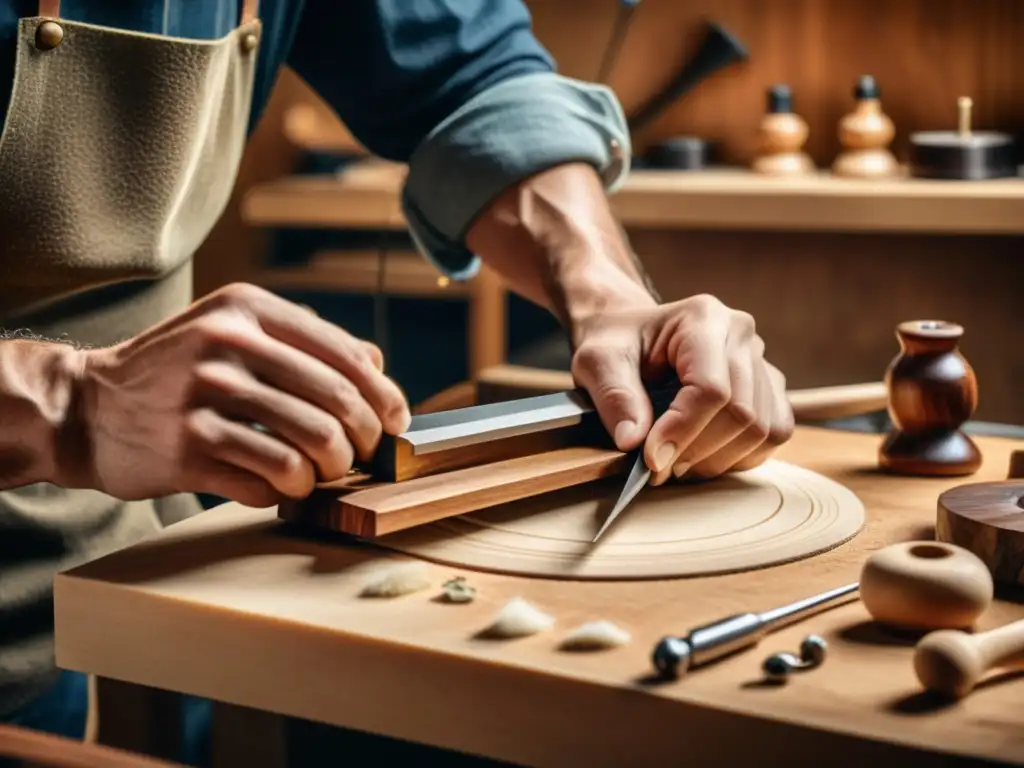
[860,541,993,631]
[936,480,1024,587]
[914,619,1024,699]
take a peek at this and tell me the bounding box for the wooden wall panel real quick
[629,230,1021,423]
[193,0,1023,422]
[529,0,1024,163]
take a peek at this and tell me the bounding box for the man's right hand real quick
[62,283,411,507]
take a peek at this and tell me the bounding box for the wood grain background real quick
[194,0,1024,423]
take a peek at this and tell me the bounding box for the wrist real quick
[555,251,658,334]
[0,341,89,488]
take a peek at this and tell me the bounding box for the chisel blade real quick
[592,450,650,542]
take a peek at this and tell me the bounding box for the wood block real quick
[936,480,1024,586]
[280,446,632,537]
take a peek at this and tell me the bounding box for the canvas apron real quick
[0,0,260,714]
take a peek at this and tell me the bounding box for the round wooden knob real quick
[936,480,1024,587]
[860,541,994,631]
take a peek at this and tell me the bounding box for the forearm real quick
[466,162,657,333]
[0,339,84,489]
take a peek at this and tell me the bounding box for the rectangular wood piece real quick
[280,446,631,537]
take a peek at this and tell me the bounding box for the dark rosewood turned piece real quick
[879,320,982,477]
[936,477,1024,588]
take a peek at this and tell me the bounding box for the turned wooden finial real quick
[832,75,899,179]
[957,96,973,138]
[878,320,982,476]
[752,84,815,176]
[914,619,1024,699]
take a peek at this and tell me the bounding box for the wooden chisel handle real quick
[787,382,888,422]
[474,366,889,424]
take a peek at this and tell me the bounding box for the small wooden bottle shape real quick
[832,75,899,179]
[879,320,982,476]
[752,84,815,176]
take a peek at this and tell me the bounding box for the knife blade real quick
[592,449,650,542]
[592,381,682,543]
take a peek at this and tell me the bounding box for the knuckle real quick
[687,293,724,317]
[692,377,731,409]
[329,381,356,418]
[732,310,756,337]
[769,417,795,446]
[310,418,345,453]
[192,360,236,392]
[184,410,222,448]
[570,345,609,378]
[726,401,758,429]
[750,334,766,359]
[217,282,266,307]
[745,416,772,443]
[192,314,249,352]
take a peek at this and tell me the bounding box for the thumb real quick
[571,346,652,452]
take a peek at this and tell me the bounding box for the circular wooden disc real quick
[378,460,865,581]
[936,481,1024,586]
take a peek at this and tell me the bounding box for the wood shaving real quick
[560,620,631,651]
[481,597,555,638]
[359,562,431,598]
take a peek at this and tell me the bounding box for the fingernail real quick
[653,442,677,473]
[613,420,637,448]
[672,461,691,479]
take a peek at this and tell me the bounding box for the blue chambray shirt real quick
[0,0,631,279]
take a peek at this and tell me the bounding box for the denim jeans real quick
[2,670,507,767]
[3,670,213,767]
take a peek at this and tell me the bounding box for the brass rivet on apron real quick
[240,33,259,53]
[35,21,64,51]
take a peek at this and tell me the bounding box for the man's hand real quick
[570,294,794,486]
[63,284,411,507]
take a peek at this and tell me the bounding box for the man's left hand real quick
[570,293,794,486]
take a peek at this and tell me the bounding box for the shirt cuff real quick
[401,72,631,281]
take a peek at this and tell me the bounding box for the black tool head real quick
[854,74,880,100]
[767,83,793,114]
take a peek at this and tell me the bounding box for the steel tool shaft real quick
[651,583,860,679]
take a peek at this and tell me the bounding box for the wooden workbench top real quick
[54,428,1024,767]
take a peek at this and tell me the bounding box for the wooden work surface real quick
[54,428,1024,767]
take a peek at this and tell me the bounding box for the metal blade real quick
[592,450,650,542]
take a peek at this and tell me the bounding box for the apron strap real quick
[36,0,260,24]
[241,0,259,24]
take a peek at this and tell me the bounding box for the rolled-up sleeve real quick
[288,0,631,280]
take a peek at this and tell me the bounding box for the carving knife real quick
[592,383,681,543]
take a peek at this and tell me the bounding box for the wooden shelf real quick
[252,250,472,299]
[242,160,1024,235]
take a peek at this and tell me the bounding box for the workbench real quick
[53,428,1024,767]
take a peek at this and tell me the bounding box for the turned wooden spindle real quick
[832,74,899,179]
[860,541,994,632]
[879,320,982,476]
[914,619,1024,699]
[752,84,815,176]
